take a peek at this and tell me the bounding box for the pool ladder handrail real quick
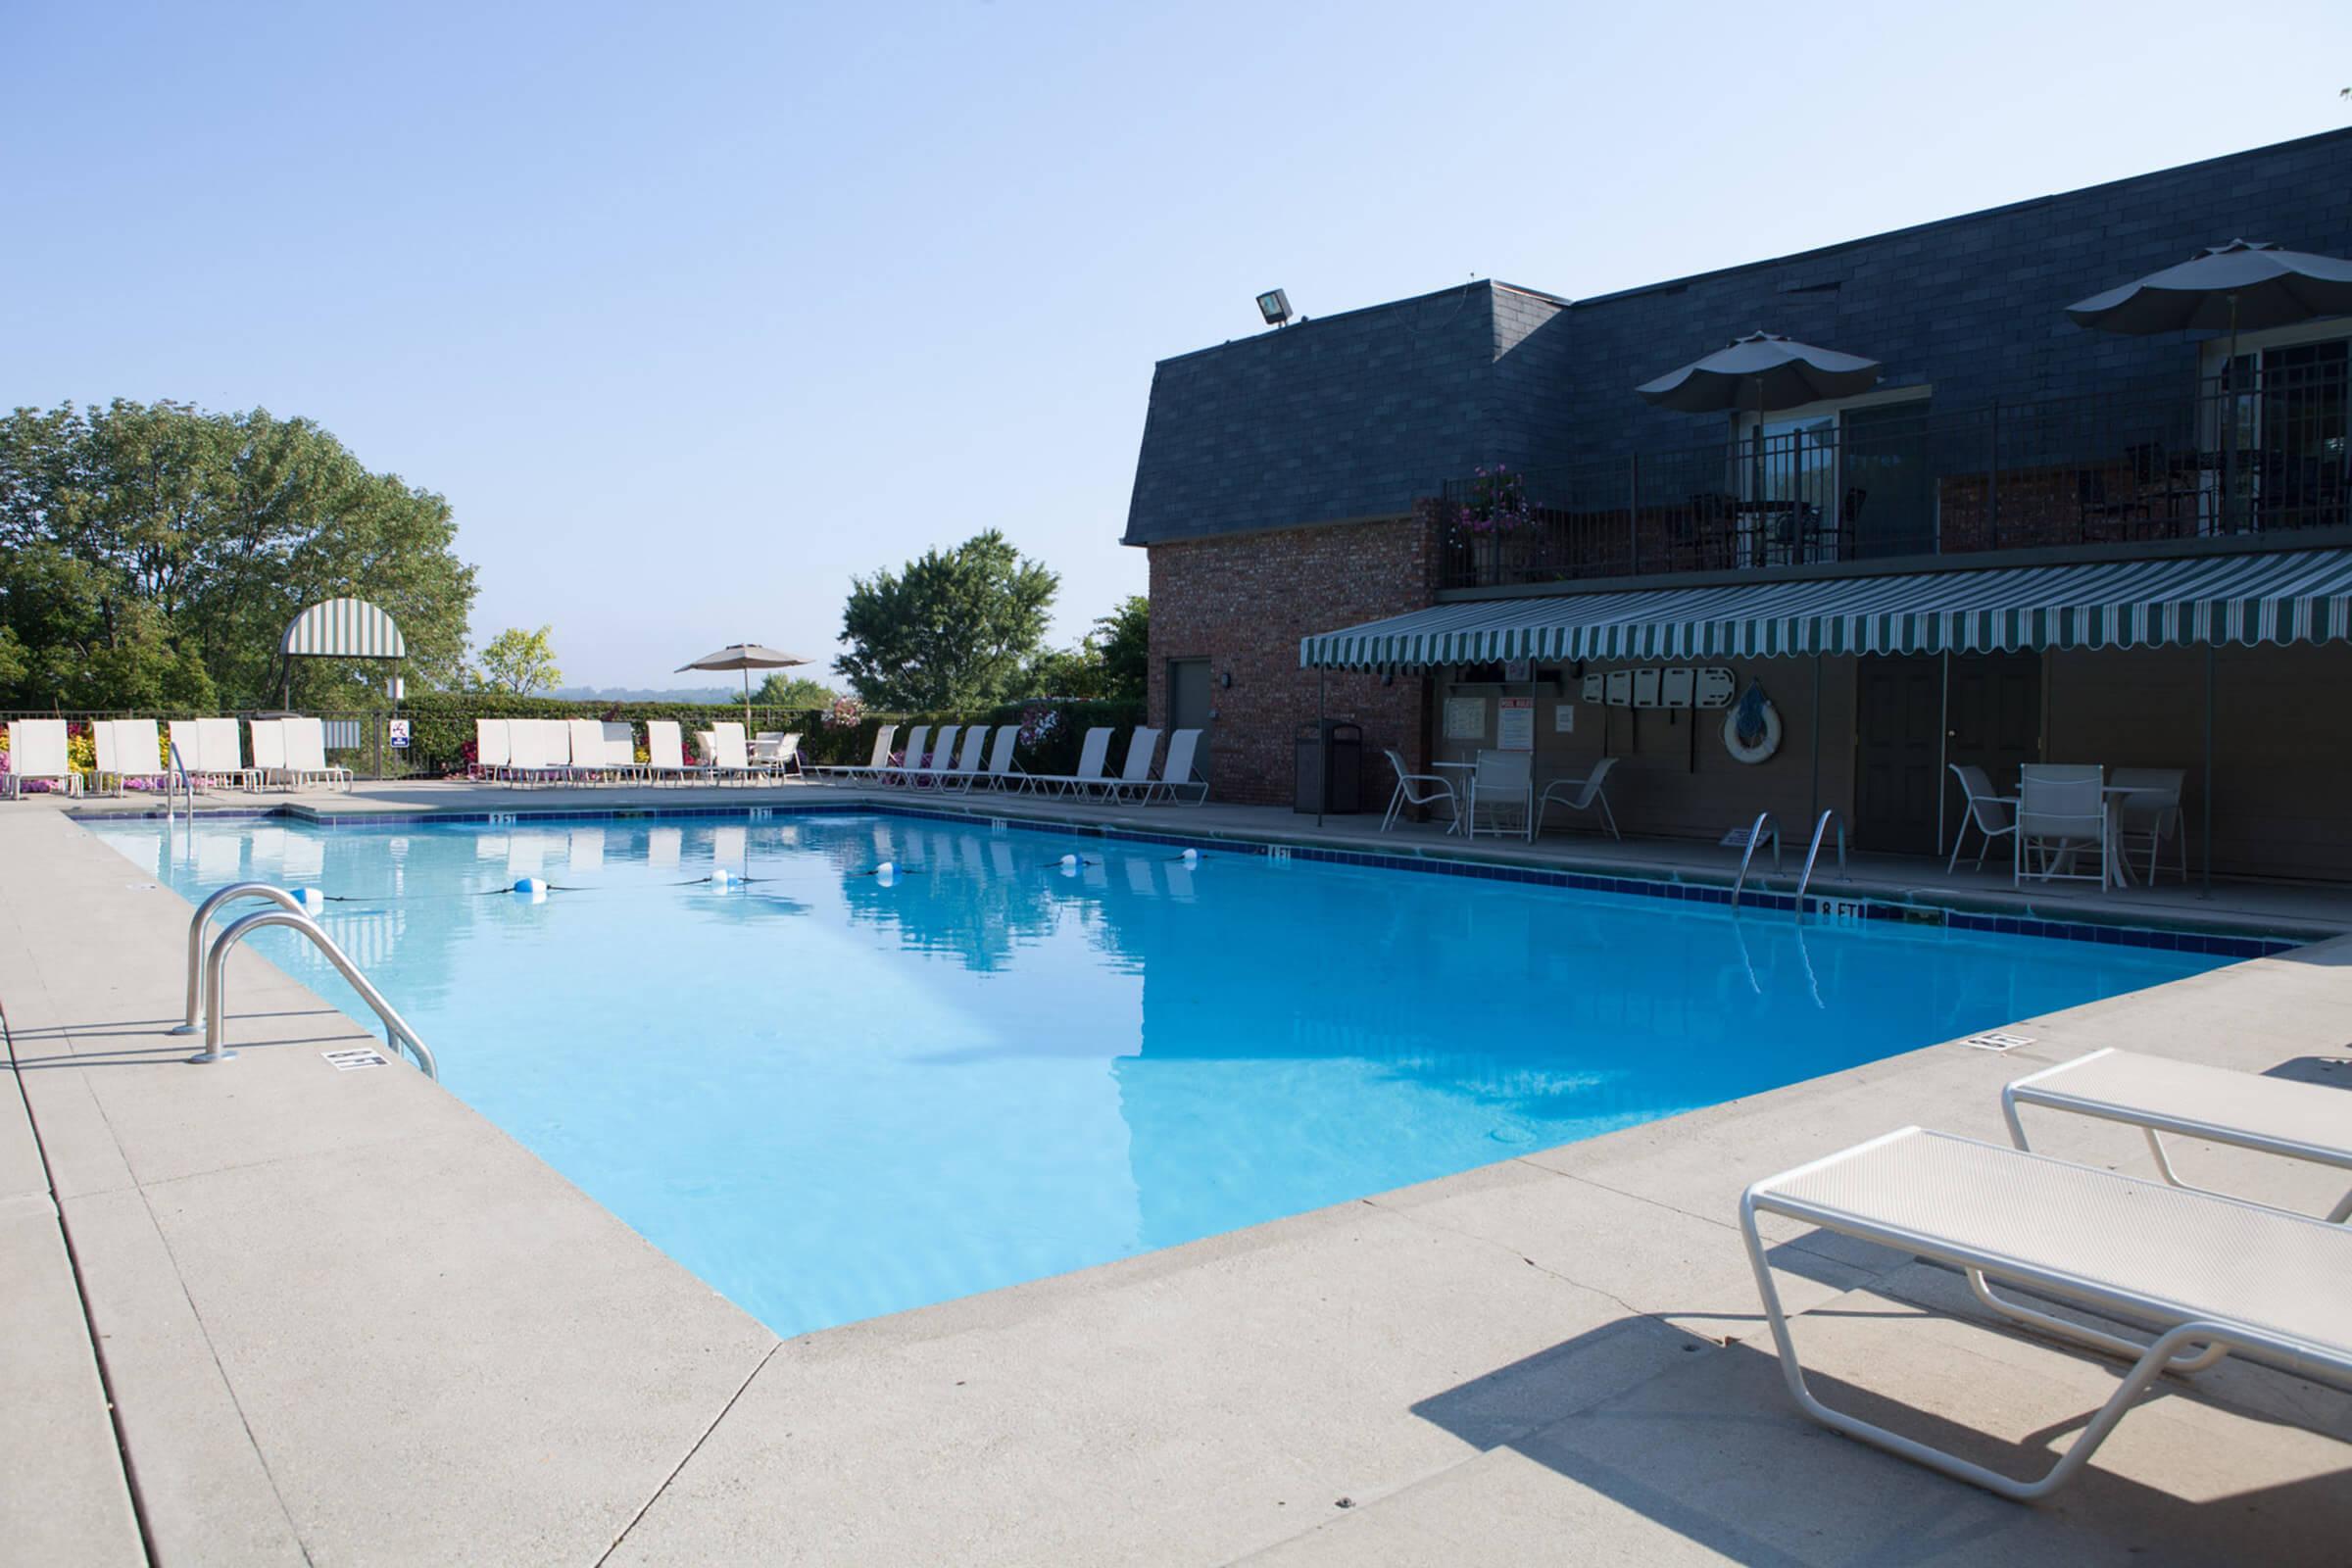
[1793,808,1848,921]
[1729,811,1782,911]
[191,906,437,1077]
[174,882,312,1034]
[165,739,195,827]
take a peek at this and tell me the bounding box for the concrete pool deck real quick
[6,787,2351,1562]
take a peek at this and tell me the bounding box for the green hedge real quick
[391,693,1147,778]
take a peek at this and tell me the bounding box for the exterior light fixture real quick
[1255,289,1293,327]
[1219,670,1234,689]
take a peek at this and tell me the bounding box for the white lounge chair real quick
[5,719,80,798]
[91,718,120,794]
[285,716,354,791]
[567,719,613,783]
[645,720,694,783]
[941,725,989,792]
[1149,728,1209,805]
[93,717,164,795]
[1536,756,1619,839]
[1102,726,1161,803]
[975,725,1026,792]
[507,718,573,787]
[599,721,643,781]
[2015,763,2108,888]
[195,717,260,792]
[1741,1126,2352,1500]
[2111,766,2187,885]
[879,724,931,787]
[708,721,758,783]
[1467,750,1533,841]
[812,724,899,784]
[168,719,203,790]
[249,719,291,790]
[1946,762,2017,873]
[2004,1048,2352,1222]
[906,724,959,789]
[1021,726,1112,797]
[474,718,512,782]
[1379,746,1455,833]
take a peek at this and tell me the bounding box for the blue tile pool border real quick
[72,796,2308,960]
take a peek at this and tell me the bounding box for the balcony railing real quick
[1438,360,2352,591]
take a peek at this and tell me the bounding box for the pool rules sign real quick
[1497,697,1535,752]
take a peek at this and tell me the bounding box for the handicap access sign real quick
[388,718,411,750]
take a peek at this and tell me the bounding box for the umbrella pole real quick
[2201,641,2214,900]
[743,667,752,734]
[2222,292,2240,536]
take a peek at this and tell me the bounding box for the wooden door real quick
[1942,651,2042,849]
[1167,658,1213,785]
[1853,655,1941,855]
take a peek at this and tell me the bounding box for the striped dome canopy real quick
[281,597,407,659]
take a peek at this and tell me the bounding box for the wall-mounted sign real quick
[387,718,411,750]
[1581,666,1740,710]
[1553,703,1575,734]
[1502,658,1533,683]
[1444,696,1488,740]
[1497,697,1535,752]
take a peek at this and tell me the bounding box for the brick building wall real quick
[1147,509,1441,806]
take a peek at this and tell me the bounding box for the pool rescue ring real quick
[1722,682,1783,765]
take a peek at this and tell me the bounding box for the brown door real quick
[1167,658,1213,788]
[1853,655,1941,855]
[1942,651,2042,851]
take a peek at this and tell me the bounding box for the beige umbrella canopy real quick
[676,643,810,730]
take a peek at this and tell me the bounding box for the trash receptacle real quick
[1294,720,1364,814]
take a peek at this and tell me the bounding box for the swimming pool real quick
[93,810,2225,1338]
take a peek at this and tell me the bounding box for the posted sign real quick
[1497,697,1535,752]
[388,718,411,750]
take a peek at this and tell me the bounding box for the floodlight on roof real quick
[1255,288,1293,327]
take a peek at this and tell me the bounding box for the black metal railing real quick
[1439,358,2352,590]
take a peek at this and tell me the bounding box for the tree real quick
[0,399,475,710]
[745,672,840,709]
[835,531,1057,709]
[1016,595,1148,702]
[474,626,563,695]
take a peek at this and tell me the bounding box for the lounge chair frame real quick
[1740,1126,2352,1501]
[2004,1048,2352,1223]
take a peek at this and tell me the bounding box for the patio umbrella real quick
[1637,332,1883,546]
[1634,330,1883,415]
[676,643,810,731]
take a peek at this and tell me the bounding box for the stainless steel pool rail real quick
[1730,812,1782,912]
[1793,809,1848,920]
[165,739,195,828]
[192,907,437,1077]
[174,882,312,1034]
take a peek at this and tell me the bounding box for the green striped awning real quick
[1300,549,2352,669]
[280,598,407,659]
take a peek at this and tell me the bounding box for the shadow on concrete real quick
[2262,1054,2352,1088]
[1408,1298,2352,1565]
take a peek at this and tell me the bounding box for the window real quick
[1732,389,1933,562]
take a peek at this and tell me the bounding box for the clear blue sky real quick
[6,2,2348,687]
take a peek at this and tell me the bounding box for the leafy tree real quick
[1016,595,1148,702]
[745,672,840,709]
[0,399,475,710]
[473,625,563,695]
[835,530,1057,709]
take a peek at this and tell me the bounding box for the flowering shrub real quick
[1015,704,1061,749]
[1454,465,1534,535]
[823,696,864,729]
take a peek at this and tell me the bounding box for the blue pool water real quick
[94,812,2223,1337]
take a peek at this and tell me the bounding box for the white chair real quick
[196,717,259,792]
[907,724,960,789]
[1536,756,1619,839]
[708,721,757,783]
[1102,726,1161,803]
[567,719,612,783]
[249,719,291,789]
[941,726,989,791]
[1021,726,1113,797]
[2004,1049,2352,1223]
[599,721,643,780]
[813,724,900,784]
[645,720,693,783]
[474,718,511,782]
[752,730,804,777]
[1946,763,2017,873]
[2110,766,2187,884]
[976,725,1026,792]
[1742,1126,2352,1500]
[285,716,354,791]
[880,724,931,787]
[1467,750,1534,841]
[1379,747,1457,833]
[168,719,204,790]
[2015,763,2109,888]
[5,719,80,798]
[1149,729,1209,805]
[91,718,120,794]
